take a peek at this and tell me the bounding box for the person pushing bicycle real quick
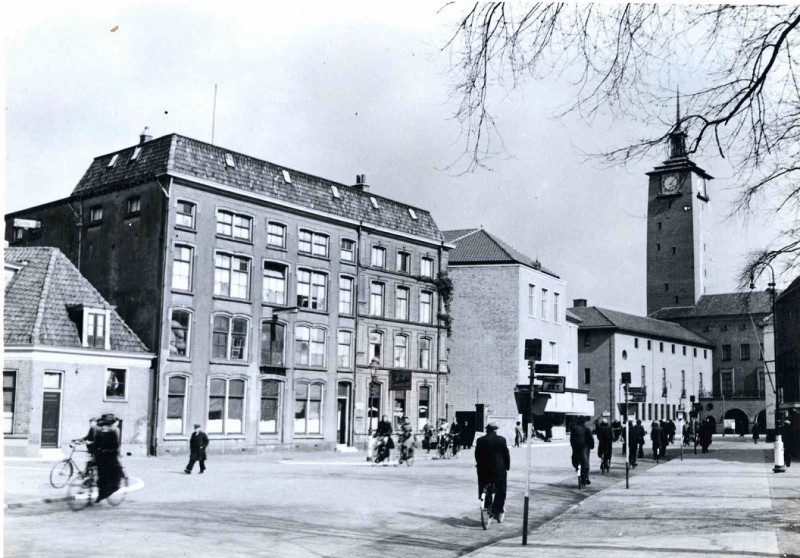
[94,413,123,502]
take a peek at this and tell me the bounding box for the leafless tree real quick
[443,3,800,285]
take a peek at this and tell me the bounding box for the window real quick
[105,369,127,400]
[420,291,433,323]
[340,239,356,262]
[282,169,291,183]
[131,146,142,161]
[418,385,430,431]
[368,382,381,432]
[262,262,287,305]
[212,315,249,361]
[641,365,646,387]
[756,368,765,396]
[657,243,661,251]
[214,253,250,299]
[704,350,707,359]
[657,222,662,230]
[671,344,676,354]
[541,289,548,320]
[672,246,676,255]
[370,282,384,316]
[721,344,732,361]
[4,371,16,434]
[553,293,560,323]
[693,347,697,357]
[584,368,591,384]
[720,370,734,397]
[170,310,191,357]
[216,210,252,241]
[682,346,687,356]
[369,331,383,365]
[634,338,639,349]
[172,245,193,291]
[740,343,751,361]
[371,246,386,268]
[419,337,432,370]
[662,368,667,392]
[208,378,245,434]
[420,257,434,278]
[647,340,652,350]
[166,376,187,435]
[89,206,103,223]
[583,332,590,347]
[394,335,408,368]
[260,380,282,434]
[325,277,346,318]
[395,287,409,320]
[295,325,326,367]
[176,201,196,229]
[550,341,557,361]
[659,342,664,352]
[528,285,536,317]
[294,383,323,435]
[86,312,107,349]
[699,373,704,392]
[664,283,669,292]
[108,154,119,168]
[297,269,327,311]
[370,196,379,209]
[262,222,285,248]
[337,330,352,369]
[225,153,235,167]
[299,230,329,258]
[126,196,141,215]
[331,185,341,199]
[408,208,418,219]
[12,228,23,241]
[396,251,411,273]
[260,321,285,367]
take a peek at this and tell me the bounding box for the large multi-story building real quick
[569,302,713,427]
[4,247,153,457]
[775,275,800,421]
[444,228,593,439]
[644,110,776,434]
[6,131,450,455]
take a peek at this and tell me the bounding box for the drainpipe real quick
[437,241,445,426]
[352,221,363,447]
[609,334,615,421]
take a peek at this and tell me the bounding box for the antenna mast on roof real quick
[211,84,218,145]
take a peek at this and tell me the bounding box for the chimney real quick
[352,174,369,192]
[573,299,587,308]
[139,126,153,145]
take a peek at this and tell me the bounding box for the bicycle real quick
[50,441,93,489]
[577,467,585,490]
[397,435,415,467]
[437,435,452,460]
[600,451,611,474]
[67,462,129,511]
[479,483,495,530]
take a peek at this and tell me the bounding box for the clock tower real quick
[646,98,713,315]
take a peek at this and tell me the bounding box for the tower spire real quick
[669,86,686,158]
[675,86,681,130]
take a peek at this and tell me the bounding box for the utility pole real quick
[621,372,631,489]
[522,338,541,547]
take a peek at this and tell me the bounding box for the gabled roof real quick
[566,309,582,324]
[69,134,443,242]
[648,291,774,320]
[4,247,150,353]
[777,275,800,301]
[569,306,713,346]
[443,228,559,278]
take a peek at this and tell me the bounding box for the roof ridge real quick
[31,248,57,344]
[481,230,516,261]
[592,307,616,326]
[448,228,481,243]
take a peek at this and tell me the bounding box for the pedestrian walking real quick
[699,417,714,453]
[630,420,645,467]
[185,423,209,474]
[475,422,510,523]
[422,423,434,453]
[450,420,462,456]
[752,423,760,444]
[514,422,523,447]
[651,421,664,461]
[660,420,669,458]
[781,419,796,467]
[595,418,613,471]
[570,418,594,485]
[94,413,123,502]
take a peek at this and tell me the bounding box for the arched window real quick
[260,379,283,434]
[166,375,189,435]
[369,331,383,365]
[419,337,432,370]
[212,315,250,361]
[260,321,286,367]
[394,335,408,368]
[294,382,324,435]
[170,309,192,357]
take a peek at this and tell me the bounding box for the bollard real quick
[773,435,786,473]
[366,436,374,462]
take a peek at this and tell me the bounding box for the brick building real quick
[569,303,713,427]
[444,228,593,440]
[6,131,450,455]
[4,247,153,457]
[775,275,800,417]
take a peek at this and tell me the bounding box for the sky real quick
[3,2,792,315]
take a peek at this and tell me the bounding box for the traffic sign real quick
[534,364,559,375]
[389,370,412,391]
[538,376,565,393]
[524,339,542,361]
[627,386,646,403]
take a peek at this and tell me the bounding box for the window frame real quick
[126,196,141,216]
[338,275,354,316]
[394,334,409,368]
[368,330,384,365]
[259,378,284,435]
[419,290,433,324]
[337,329,353,370]
[340,238,356,263]
[213,251,251,300]
[528,284,536,317]
[4,370,17,435]
[553,293,560,323]
[298,229,330,258]
[165,374,189,436]
[260,320,286,368]
[369,282,385,317]
[89,206,103,224]
[83,308,111,350]
[104,368,128,401]
[420,257,434,278]
[211,314,251,362]
[294,381,325,436]
[396,251,411,273]
[371,246,386,268]
[207,377,247,436]
[216,209,253,242]
[294,324,327,368]
[419,337,432,370]
[262,261,289,305]
[266,221,287,249]
[172,243,195,292]
[541,288,548,321]
[169,308,193,358]
[395,286,410,321]
[740,343,751,361]
[721,344,732,361]
[175,200,196,230]
[296,268,328,311]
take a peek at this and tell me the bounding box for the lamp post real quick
[750,265,784,473]
[366,358,380,461]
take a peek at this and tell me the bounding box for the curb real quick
[5,476,145,510]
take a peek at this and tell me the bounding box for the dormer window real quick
[370,197,379,209]
[408,208,418,219]
[108,154,119,168]
[282,170,292,183]
[130,147,142,161]
[225,153,235,167]
[331,185,341,199]
[69,306,112,350]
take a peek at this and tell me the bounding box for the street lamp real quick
[750,265,785,473]
[366,358,380,461]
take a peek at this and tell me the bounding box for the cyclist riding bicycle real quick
[373,415,394,464]
[397,416,415,464]
[94,413,123,502]
[594,418,613,472]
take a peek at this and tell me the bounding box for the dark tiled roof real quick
[649,292,774,320]
[71,134,443,242]
[777,275,800,301]
[4,247,150,353]
[444,228,559,278]
[569,306,713,346]
[566,309,583,323]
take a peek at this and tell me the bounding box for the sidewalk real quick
[468,441,800,558]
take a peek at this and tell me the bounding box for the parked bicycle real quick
[50,441,94,489]
[67,462,129,511]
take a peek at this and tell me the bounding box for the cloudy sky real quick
[4,2,790,314]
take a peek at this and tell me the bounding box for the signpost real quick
[522,338,541,547]
[621,372,631,489]
[538,376,565,394]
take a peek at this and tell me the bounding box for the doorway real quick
[41,372,63,448]
[337,382,351,445]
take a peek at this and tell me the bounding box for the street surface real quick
[5,437,799,557]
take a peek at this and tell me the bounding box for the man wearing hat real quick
[94,414,123,502]
[475,422,510,523]
[185,423,209,474]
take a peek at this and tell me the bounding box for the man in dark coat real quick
[94,414,123,502]
[699,418,714,453]
[651,421,664,461]
[185,423,209,474]
[660,420,669,458]
[782,419,795,467]
[374,415,394,463]
[629,420,645,467]
[475,422,510,523]
[595,418,613,471]
[570,418,594,485]
[450,420,462,456]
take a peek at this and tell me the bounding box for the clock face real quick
[661,173,679,194]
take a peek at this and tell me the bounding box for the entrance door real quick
[41,392,61,448]
[337,382,351,445]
